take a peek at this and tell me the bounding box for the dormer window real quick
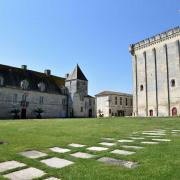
[140,85,144,91]
[21,80,29,90]
[38,82,46,92]
[171,79,175,87]
[0,76,4,86]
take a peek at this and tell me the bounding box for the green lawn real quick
[0,117,180,180]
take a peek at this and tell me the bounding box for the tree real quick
[11,109,20,119]
[98,109,104,117]
[34,108,44,119]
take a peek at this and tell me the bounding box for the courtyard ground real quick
[0,117,180,180]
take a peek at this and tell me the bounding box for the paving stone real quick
[20,150,47,159]
[122,145,144,150]
[44,177,60,180]
[141,141,159,144]
[142,133,166,136]
[69,143,86,148]
[99,142,116,147]
[3,167,46,180]
[41,157,74,169]
[172,130,180,132]
[71,152,96,159]
[98,157,138,169]
[101,138,115,141]
[111,149,135,155]
[87,146,108,151]
[0,161,26,173]
[118,140,134,143]
[152,139,171,142]
[146,136,162,138]
[130,137,145,140]
[50,147,71,153]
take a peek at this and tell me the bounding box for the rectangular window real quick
[89,99,92,106]
[109,109,111,114]
[13,94,18,104]
[126,98,128,106]
[120,97,122,105]
[81,107,83,112]
[39,96,44,105]
[62,98,66,105]
[131,99,133,106]
[115,97,117,105]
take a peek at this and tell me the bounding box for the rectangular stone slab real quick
[20,150,47,159]
[41,157,74,169]
[98,157,138,169]
[111,149,135,155]
[152,139,171,142]
[71,152,96,159]
[3,167,46,180]
[50,147,71,153]
[122,145,144,149]
[99,142,116,147]
[130,137,145,140]
[68,143,86,148]
[0,161,26,173]
[101,138,115,141]
[44,177,60,180]
[118,140,134,143]
[86,146,108,151]
[141,141,159,144]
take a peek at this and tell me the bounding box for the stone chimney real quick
[44,69,51,76]
[21,65,27,70]
[65,73,69,78]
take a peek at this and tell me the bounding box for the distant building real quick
[95,91,133,117]
[0,64,95,119]
[129,27,180,117]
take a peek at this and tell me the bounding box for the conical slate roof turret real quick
[66,64,88,81]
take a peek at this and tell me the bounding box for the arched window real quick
[38,82,46,92]
[140,85,144,91]
[171,79,175,87]
[0,76,4,86]
[21,80,29,90]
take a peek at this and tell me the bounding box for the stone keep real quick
[129,27,180,117]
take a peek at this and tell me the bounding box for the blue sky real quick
[0,0,179,95]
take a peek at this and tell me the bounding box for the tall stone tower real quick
[129,27,180,117]
[65,65,88,117]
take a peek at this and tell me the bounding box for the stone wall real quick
[0,87,67,118]
[131,27,180,117]
[96,95,133,117]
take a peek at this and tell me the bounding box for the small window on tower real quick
[171,79,175,87]
[140,85,144,91]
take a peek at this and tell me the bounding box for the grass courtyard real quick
[0,117,180,180]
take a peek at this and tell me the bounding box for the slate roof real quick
[95,91,132,97]
[66,65,88,81]
[0,64,65,94]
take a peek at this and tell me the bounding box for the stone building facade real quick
[0,64,95,119]
[129,27,180,117]
[95,91,133,117]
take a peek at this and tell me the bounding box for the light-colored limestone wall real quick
[96,95,133,117]
[132,56,137,116]
[0,87,67,118]
[132,32,180,117]
[146,49,157,116]
[168,41,180,116]
[96,96,109,117]
[136,53,146,116]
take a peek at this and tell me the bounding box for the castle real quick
[0,64,95,119]
[129,27,180,117]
